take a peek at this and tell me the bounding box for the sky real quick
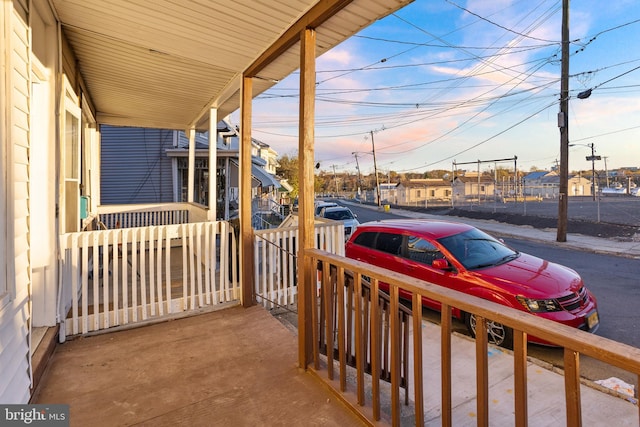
[232,0,640,179]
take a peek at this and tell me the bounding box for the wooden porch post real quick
[187,128,195,203]
[239,76,254,307]
[298,27,316,368]
[208,108,218,221]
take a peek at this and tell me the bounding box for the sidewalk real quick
[412,320,638,426]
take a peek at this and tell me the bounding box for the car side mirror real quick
[432,258,450,270]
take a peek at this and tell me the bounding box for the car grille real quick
[557,286,589,312]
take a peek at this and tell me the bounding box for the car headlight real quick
[516,296,562,312]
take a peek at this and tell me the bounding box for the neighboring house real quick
[100,126,177,204]
[523,171,592,198]
[396,179,452,206]
[379,182,398,204]
[101,121,283,220]
[452,175,497,203]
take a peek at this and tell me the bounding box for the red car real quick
[345,219,599,347]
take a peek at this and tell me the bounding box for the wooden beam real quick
[245,0,354,78]
[298,27,316,368]
[239,76,254,307]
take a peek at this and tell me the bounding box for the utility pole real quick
[332,164,339,197]
[585,143,598,201]
[557,0,570,242]
[369,131,382,208]
[603,156,609,188]
[352,152,363,198]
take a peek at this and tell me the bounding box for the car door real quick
[398,234,451,310]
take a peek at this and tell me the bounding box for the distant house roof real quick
[523,171,549,181]
[453,176,494,184]
[398,179,450,188]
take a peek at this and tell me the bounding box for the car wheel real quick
[464,313,513,349]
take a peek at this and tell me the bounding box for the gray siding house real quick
[100,126,178,204]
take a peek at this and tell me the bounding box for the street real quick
[339,200,640,385]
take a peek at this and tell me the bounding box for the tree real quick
[276,154,299,197]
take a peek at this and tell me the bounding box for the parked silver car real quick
[320,206,359,241]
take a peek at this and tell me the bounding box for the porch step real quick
[30,325,59,402]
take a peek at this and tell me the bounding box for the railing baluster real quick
[323,261,333,380]
[514,330,528,427]
[217,222,226,303]
[149,227,156,316]
[155,226,164,316]
[412,294,424,426]
[370,278,381,421]
[140,227,147,320]
[441,304,452,427]
[181,224,189,310]
[165,225,173,312]
[121,229,129,325]
[203,223,211,305]
[389,285,400,426]
[131,228,138,322]
[564,348,582,427]
[74,234,82,335]
[96,233,109,331]
[337,266,346,392]
[195,223,204,307]
[475,316,489,427]
[354,272,364,406]
[112,229,119,326]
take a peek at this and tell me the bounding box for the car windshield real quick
[324,209,354,221]
[437,228,519,270]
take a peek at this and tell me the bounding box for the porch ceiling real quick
[50,0,413,131]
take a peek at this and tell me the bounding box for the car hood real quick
[472,252,583,297]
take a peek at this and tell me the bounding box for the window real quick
[374,232,403,256]
[406,236,443,265]
[353,231,376,248]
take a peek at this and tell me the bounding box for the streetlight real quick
[569,143,600,201]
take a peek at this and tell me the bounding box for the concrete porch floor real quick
[32,305,365,426]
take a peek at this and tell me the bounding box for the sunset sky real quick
[232,0,640,178]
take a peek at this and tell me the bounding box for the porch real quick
[32,292,640,426]
[31,305,365,426]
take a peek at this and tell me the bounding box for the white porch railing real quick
[58,220,239,341]
[253,222,344,309]
[93,202,209,229]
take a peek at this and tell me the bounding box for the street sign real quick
[585,155,601,161]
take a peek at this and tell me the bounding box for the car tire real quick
[464,312,513,349]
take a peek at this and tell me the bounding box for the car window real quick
[324,209,354,221]
[438,228,518,270]
[405,235,443,266]
[374,232,403,256]
[353,231,376,248]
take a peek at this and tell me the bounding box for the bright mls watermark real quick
[1,405,69,426]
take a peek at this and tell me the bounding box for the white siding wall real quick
[0,0,33,404]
